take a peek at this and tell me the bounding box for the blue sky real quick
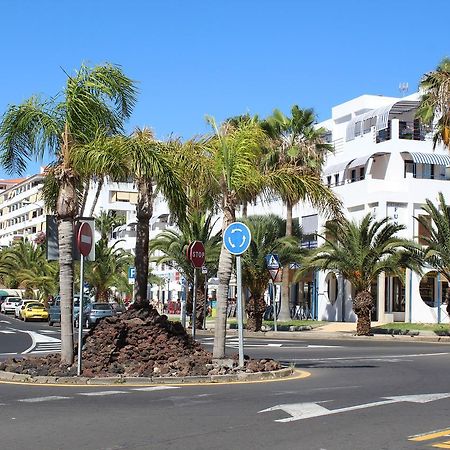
[0,0,449,178]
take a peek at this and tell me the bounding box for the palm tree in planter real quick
[261,105,340,321]
[0,63,137,364]
[241,214,304,331]
[415,192,450,315]
[149,211,221,327]
[301,214,422,335]
[418,57,450,149]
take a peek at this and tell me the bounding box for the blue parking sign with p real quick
[128,267,136,281]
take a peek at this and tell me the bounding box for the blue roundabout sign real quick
[223,222,251,255]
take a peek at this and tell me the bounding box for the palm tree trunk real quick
[245,294,266,331]
[79,181,89,217]
[58,217,75,364]
[354,290,373,335]
[88,178,104,217]
[134,178,152,307]
[213,194,236,359]
[279,200,293,321]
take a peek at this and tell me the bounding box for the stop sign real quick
[77,222,93,257]
[188,241,205,268]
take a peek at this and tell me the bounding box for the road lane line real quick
[78,391,128,396]
[131,386,180,392]
[409,427,450,441]
[433,442,450,449]
[19,396,72,403]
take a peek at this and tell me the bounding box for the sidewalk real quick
[192,319,450,344]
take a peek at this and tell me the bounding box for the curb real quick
[0,367,297,386]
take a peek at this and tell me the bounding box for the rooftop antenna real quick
[399,82,409,97]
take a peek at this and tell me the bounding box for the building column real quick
[377,272,386,323]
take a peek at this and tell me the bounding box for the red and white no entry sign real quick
[77,222,93,257]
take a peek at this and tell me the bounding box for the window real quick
[404,160,415,178]
[418,215,431,245]
[327,176,331,187]
[334,173,340,186]
[351,169,356,183]
[359,167,365,180]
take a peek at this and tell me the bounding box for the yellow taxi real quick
[22,302,49,322]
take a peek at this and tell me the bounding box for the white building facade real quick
[311,93,450,324]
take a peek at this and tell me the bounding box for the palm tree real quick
[197,118,266,358]
[301,214,422,335]
[418,57,450,149]
[84,239,133,302]
[2,240,58,304]
[95,210,126,242]
[241,214,304,331]
[261,105,340,321]
[415,192,450,315]
[72,129,187,308]
[149,211,221,327]
[0,63,137,363]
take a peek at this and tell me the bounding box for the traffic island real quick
[0,304,289,382]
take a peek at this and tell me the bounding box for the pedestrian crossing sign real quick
[265,254,280,270]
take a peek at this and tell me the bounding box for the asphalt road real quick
[1,316,450,449]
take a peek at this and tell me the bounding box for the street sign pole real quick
[223,222,251,368]
[202,267,208,329]
[273,281,278,332]
[181,278,187,328]
[77,254,85,376]
[192,269,198,339]
[76,222,93,377]
[236,255,244,367]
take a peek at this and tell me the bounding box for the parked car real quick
[48,295,91,326]
[75,303,115,328]
[14,299,35,319]
[21,302,49,322]
[0,297,22,314]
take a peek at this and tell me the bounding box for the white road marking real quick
[0,331,15,334]
[307,345,343,348]
[0,320,11,324]
[19,396,72,403]
[289,352,450,362]
[131,386,180,392]
[78,391,128,396]
[260,393,450,422]
[22,331,61,354]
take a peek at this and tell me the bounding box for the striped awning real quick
[404,152,450,166]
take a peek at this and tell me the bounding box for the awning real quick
[347,152,389,170]
[347,155,372,169]
[403,152,450,166]
[346,100,420,141]
[323,160,353,176]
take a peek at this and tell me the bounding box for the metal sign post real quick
[202,266,208,329]
[76,222,93,377]
[187,241,206,339]
[77,254,85,376]
[192,270,198,339]
[223,222,251,367]
[266,253,281,333]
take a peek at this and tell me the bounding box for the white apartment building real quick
[307,93,450,324]
[0,171,180,302]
